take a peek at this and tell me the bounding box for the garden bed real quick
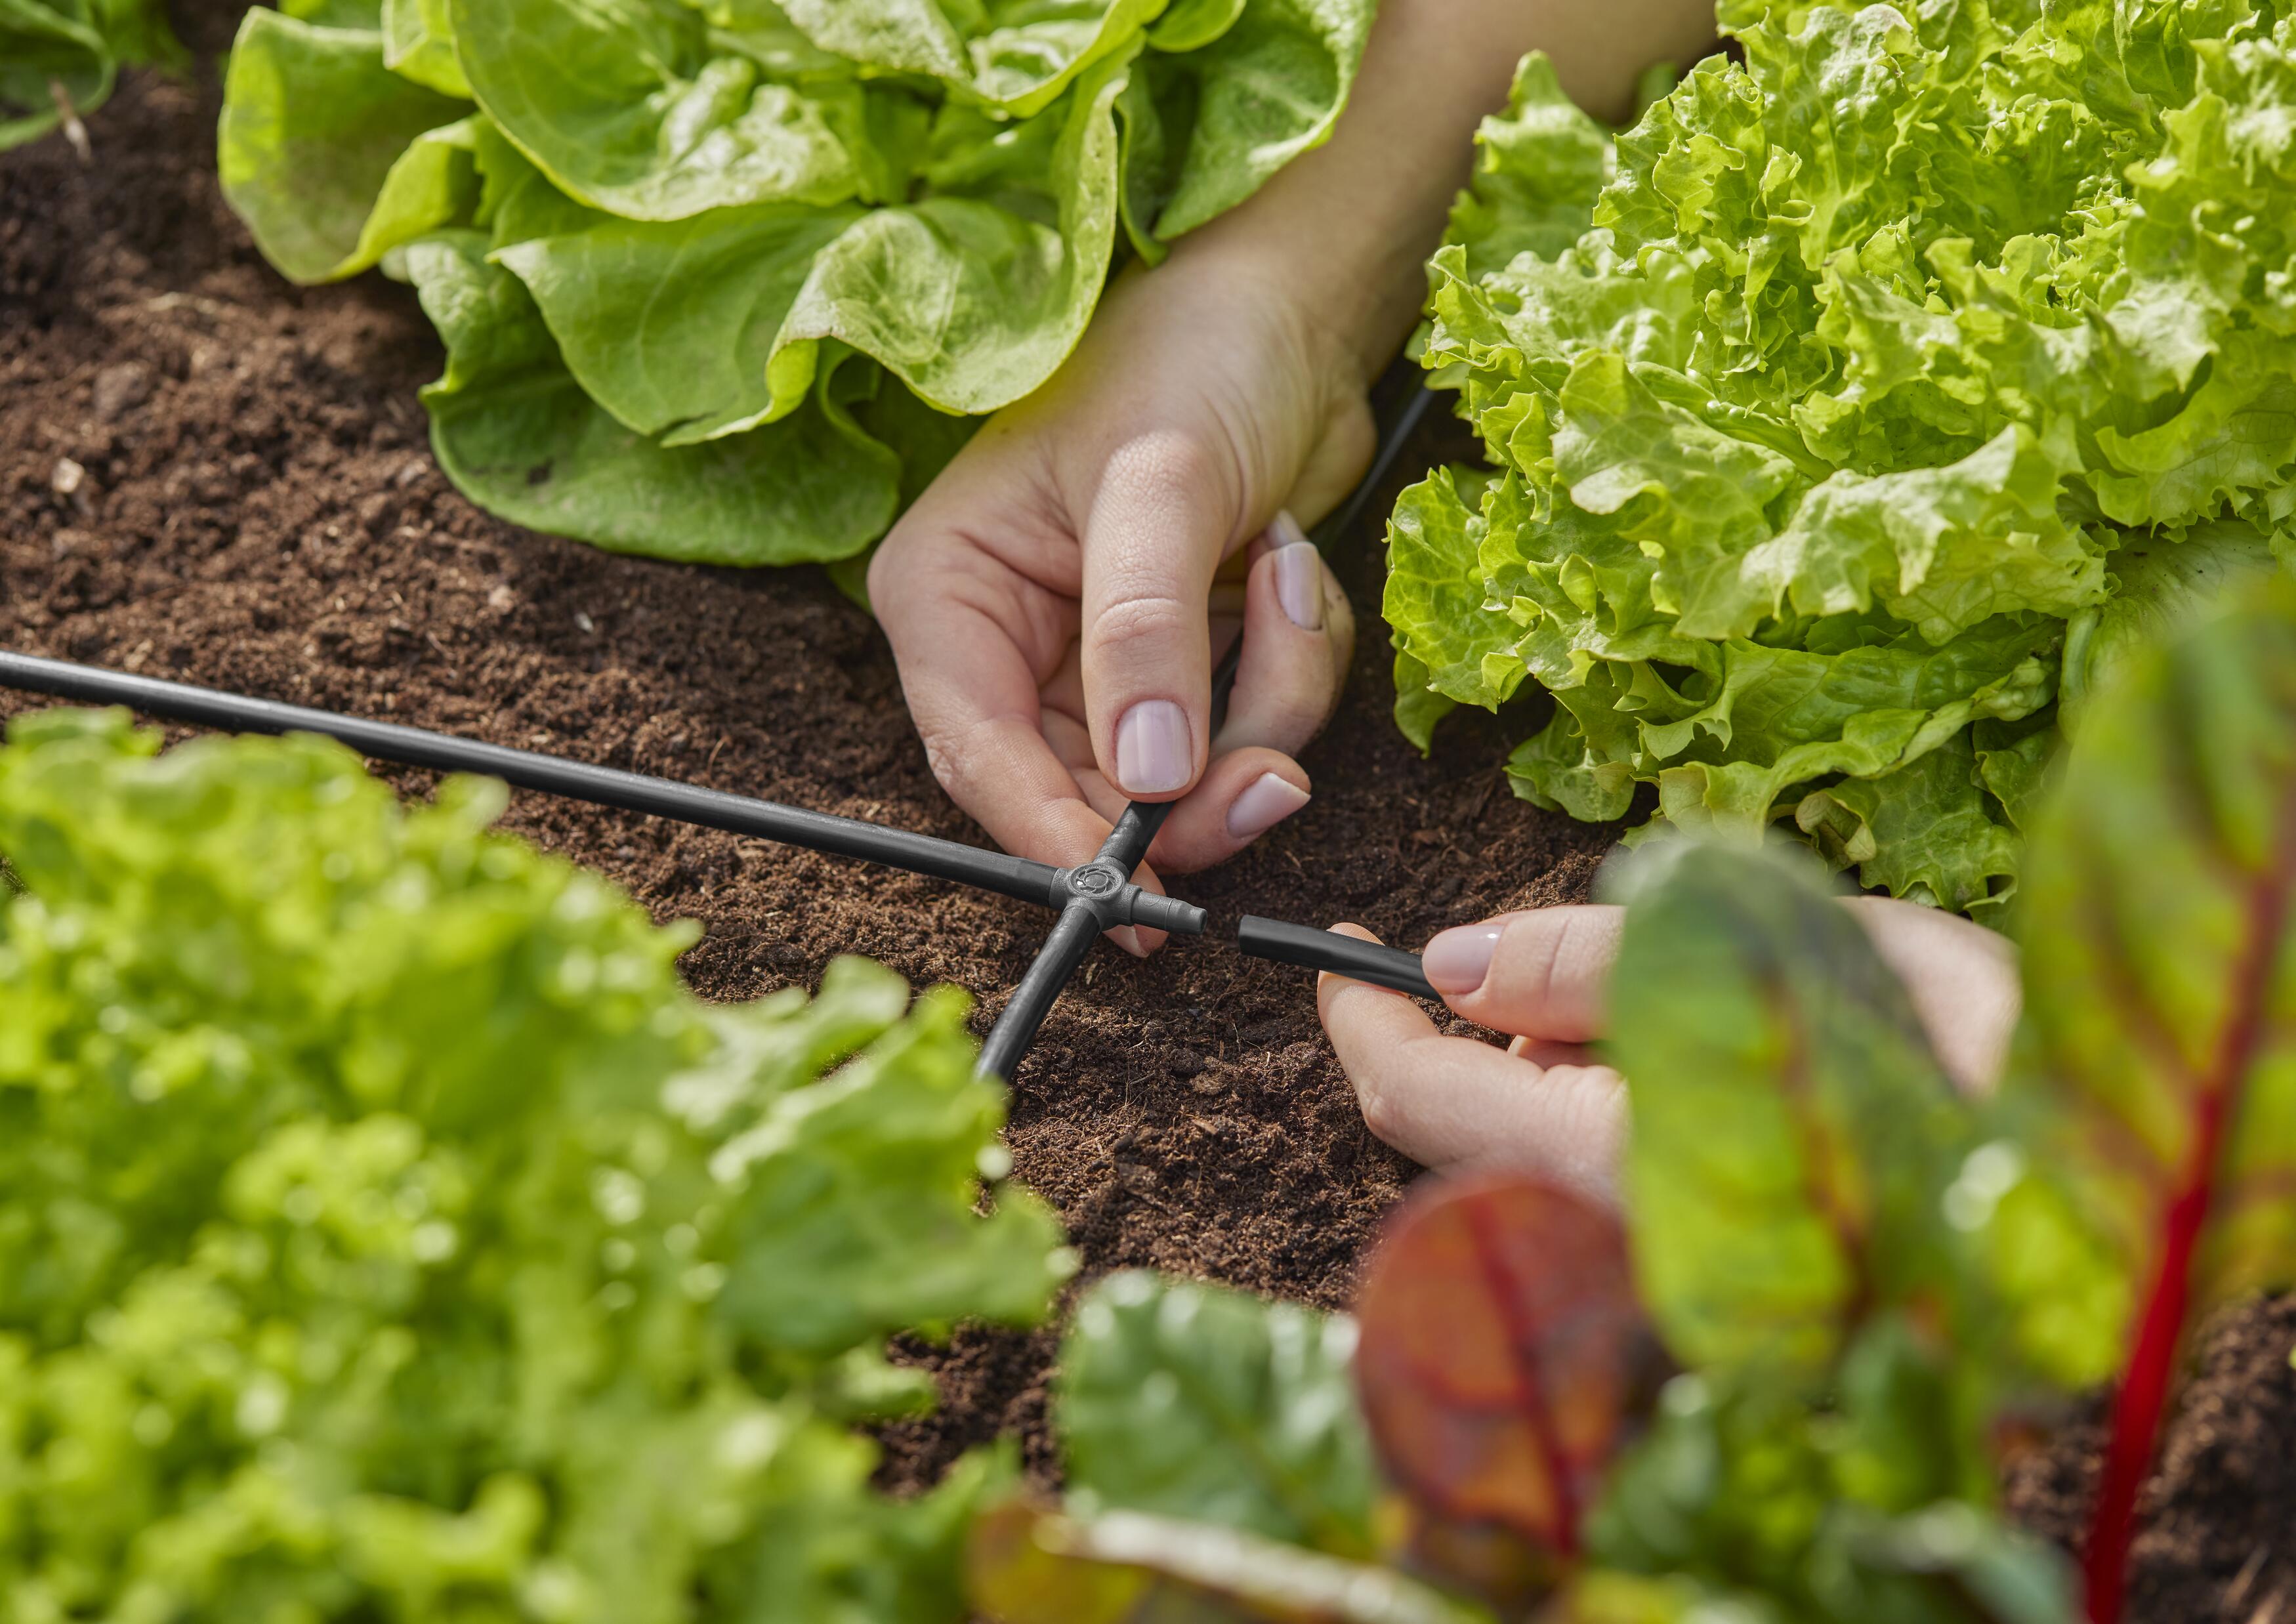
[1,18,2291,1620]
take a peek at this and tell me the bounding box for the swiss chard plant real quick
[1388,0,2296,911]
[975,586,2296,1624]
[215,0,1373,572]
[2,0,181,150]
[0,707,1074,1619]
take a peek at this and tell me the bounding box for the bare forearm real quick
[1177,0,1719,379]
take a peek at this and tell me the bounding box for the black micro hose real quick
[1236,917,1439,1001]
[0,383,1442,1085]
[0,648,1221,930]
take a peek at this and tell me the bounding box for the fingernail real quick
[1109,925,1148,958]
[1423,925,1503,996]
[1273,540,1324,631]
[1268,509,1310,550]
[1115,700,1193,795]
[1226,772,1310,840]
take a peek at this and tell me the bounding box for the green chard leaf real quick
[1604,839,1982,1383]
[1983,583,2296,1619]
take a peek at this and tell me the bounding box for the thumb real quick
[1076,429,1243,802]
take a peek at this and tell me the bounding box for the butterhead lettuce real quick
[219,0,1374,568]
[1390,2,2296,911]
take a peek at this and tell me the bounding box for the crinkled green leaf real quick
[406,229,901,563]
[1391,0,2296,908]
[217,10,474,283]
[705,973,1076,1355]
[1793,735,2024,911]
[449,0,860,220]
[1605,839,1980,1381]
[0,711,1060,1619]
[1386,468,1528,713]
[1057,1271,1380,1559]
[1448,52,1612,281]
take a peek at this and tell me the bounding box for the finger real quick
[1139,746,1312,873]
[870,524,1168,956]
[1212,521,1356,759]
[1282,390,1377,533]
[1318,925,1626,1200]
[1420,906,1625,1043]
[1075,428,1241,802]
[1842,896,2022,1094]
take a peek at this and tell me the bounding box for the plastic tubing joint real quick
[1046,861,1205,936]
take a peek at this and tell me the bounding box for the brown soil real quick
[2007,1297,2296,1624]
[2,19,2289,1620]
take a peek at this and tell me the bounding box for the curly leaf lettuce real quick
[1390,2,2296,909]
[0,708,1067,1617]
[220,0,1374,567]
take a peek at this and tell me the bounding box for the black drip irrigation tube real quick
[0,385,1441,1079]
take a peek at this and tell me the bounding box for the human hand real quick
[1316,898,2022,1201]
[868,241,1369,939]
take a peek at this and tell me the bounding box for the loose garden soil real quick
[1,19,2290,1619]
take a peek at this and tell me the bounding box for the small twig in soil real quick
[48,79,91,164]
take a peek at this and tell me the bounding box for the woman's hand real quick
[1316,899,2023,1200]
[870,0,1726,953]
[867,242,1371,923]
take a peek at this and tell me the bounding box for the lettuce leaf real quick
[405,230,903,564]
[1392,5,2296,909]
[0,709,1065,1617]
[220,0,1376,565]
[1,0,180,151]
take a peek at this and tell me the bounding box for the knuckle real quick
[1356,1077,1405,1143]
[1098,429,1230,518]
[1086,591,1193,663]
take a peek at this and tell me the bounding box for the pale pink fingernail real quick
[1226,772,1310,840]
[1109,925,1149,957]
[1272,541,1324,631]
[1423,925,1503,995]
[1115,701,1192,795]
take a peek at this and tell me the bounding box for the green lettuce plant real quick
[216,0,1373,569]
[2,0,180,150]
[1387,0,2296,911]
[976,585,2296,1624]
[0,707,1072,1620]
